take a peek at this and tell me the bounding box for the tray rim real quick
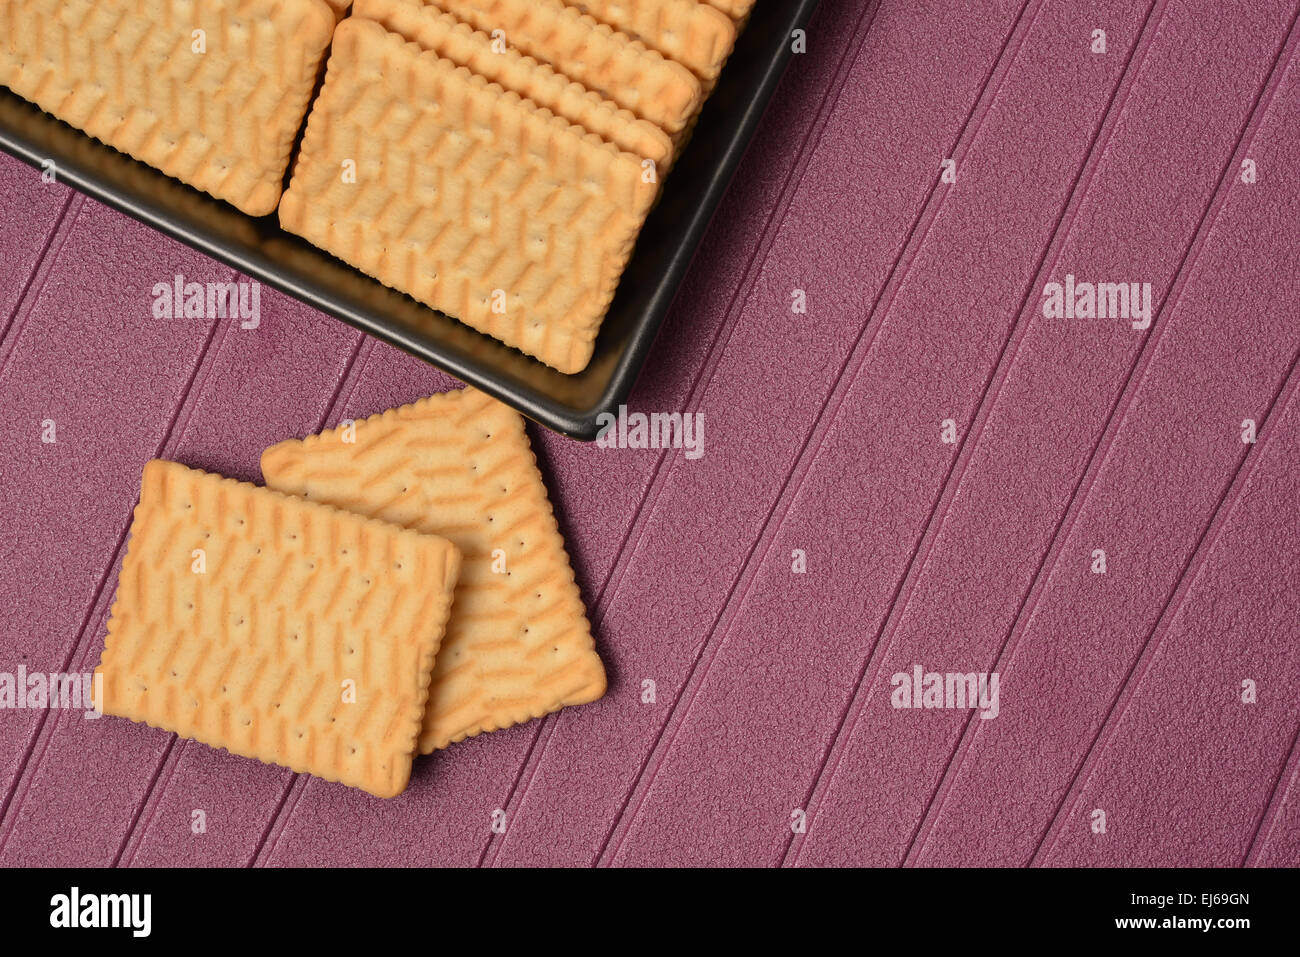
[0,1,820,440]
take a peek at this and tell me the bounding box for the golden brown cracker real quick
[704,0,754,21]
[357,0,674,171]
[0,0,336,216]
[569,0,737,82]
[95,460,461,798]
[427,0,702,134]
[279,19,656,374]
[261,388,607,754]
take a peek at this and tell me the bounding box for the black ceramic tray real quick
[0,3,819,439]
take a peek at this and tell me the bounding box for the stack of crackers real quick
[0,0,751,373]
[95,389,607,798]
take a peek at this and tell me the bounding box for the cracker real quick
[0,0,335,216]
[568,0,737,82]
[95,460,462,798]
[261,388,607,753]
[704,0,754,21]
[357,0,674,171]
[426,0,702,134]
[279,19,656,373]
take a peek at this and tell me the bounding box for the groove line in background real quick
[594,0,1047,866]
[703,0,1152,867]
[475,0,888,868]
[0,264,237,854]
[1228,20,1300,870]
[248,775,309,868]
[783,0,1173,869]
[1033,340,1300,864]
[1246,720,1300,865]
[0,192,79,377]
[1022,11,1300,864]
[906,2,1300,868]
[1246,716,1300,864]
[589,0,887,638]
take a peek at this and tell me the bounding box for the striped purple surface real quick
[1,0,1298,867]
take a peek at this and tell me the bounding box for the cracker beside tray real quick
[96,461,462,798]
[92,390,606,797]
[262,387,607,752]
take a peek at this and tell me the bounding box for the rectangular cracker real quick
[0,0,335,216]
[261,387,607,753]
[95,460,461,798]
[569,0,737,83]
[356,0,674,172]
[425,0,702,134]
[280,19,656,374]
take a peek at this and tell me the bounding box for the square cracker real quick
[261,388,607,753]
[356,0,674,172]
[95,460,461,798]
[568,0,737,83]
[0,0,335,216]
[424,0,702,135]
[280,19,656,374]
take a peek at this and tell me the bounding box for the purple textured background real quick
[2,0,1300,867]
